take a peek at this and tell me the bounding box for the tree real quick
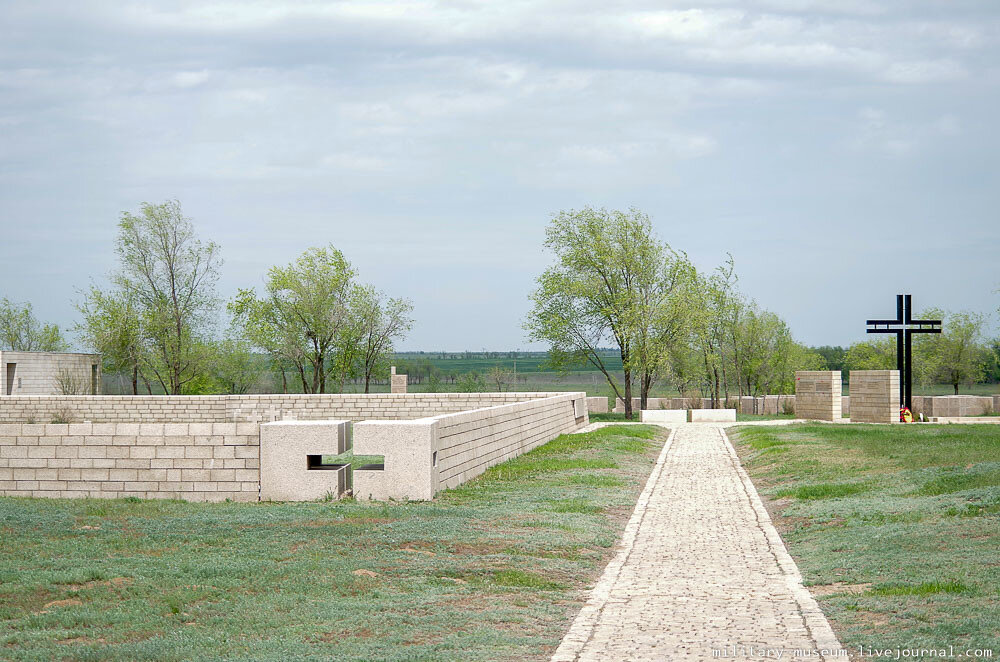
[629,247,695,409]
[457,371,486,392]
[0,297,68,351]
[230,245,354,394]
[812,346,847,373]
[209,336,264,395]
[844,337,897,371]
[74,287,144,394]
[487,365,516,392]
[114,201,221,394]
[917,309,989,394]
[688,258,739,407]
[986,338,1000,384]
[349,284,414,393]
[525,207,666,419]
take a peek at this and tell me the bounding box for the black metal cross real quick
[866,294,941,412]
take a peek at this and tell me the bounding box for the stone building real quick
[0,352,102,396]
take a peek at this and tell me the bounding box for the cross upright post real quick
[865,294,941,414]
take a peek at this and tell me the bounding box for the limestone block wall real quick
[910,395,994,418]
[0,422,259,501]
[222,393,563,423]
[586,396,609,413]
[0,393,568,425]
[849,370,900,424]
[616,395,797,415]
[794,371,842,421]
[353,392,587,501]
[0,396,229,424]
[1,352,101,396]
[434,393,586,491]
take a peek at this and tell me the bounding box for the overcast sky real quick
[1,1,998,351]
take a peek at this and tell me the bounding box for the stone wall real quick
[615,395,796,415]
[0,422,259,501]
[910,395,994,418]
[1,352,101,396]
[435,393,585,491]
[849,370,900,424]
[0,392,588,503]
[586,396,609,413]
[353,392,587,500]
[794,371,842,421]
[0,393,568,424]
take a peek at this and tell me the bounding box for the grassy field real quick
[0,425,664,661]
[732,423,1000,658]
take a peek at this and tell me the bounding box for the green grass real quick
[0,425,664,661]
[732,423,1000,657]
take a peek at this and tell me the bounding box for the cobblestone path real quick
[552,424,845,661]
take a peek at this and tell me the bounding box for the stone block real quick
[390,366,407,394]
[849,370,899,423]
[586,397,609,414]
[794,371,842,421]
[259,420,350,501]
[640,409,687,424]
[353,419,437,501]
[688,409,736,422]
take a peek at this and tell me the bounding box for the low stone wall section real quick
[0,393,568,425]
[586,396,609,414]
[353,392,587,501]
[910,395,994,418]
[435,393,586,491]
[0,422,259,501]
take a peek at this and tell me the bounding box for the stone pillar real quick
[794,371,842,421]
[849,370,900,423]
[390,366,407,394]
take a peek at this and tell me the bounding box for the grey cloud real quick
[1,1,998,350]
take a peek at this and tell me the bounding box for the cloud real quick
[0,0,998,349]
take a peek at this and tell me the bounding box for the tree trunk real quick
[131,365,138,396]
[623,368,633,420]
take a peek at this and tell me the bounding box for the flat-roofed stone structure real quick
[1,352,101,396]
[849,370,900,423]
[794,371,842,421]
